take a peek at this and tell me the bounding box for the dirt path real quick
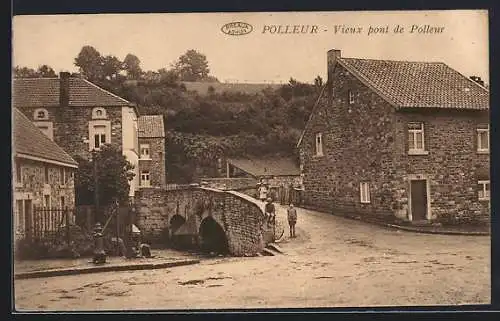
[14,206,490,310]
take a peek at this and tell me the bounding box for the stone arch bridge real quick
[134,186,274,256]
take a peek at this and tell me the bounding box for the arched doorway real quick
[199,217,228,254]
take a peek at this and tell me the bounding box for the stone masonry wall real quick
[134,187,266,256]
[138,137,166,188]
[19,106,124,161]
[13,158,76,239]
[392,109,490,223]
[300,63,397,219]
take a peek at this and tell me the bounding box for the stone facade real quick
[19,106,124,161]
[299,56,490,224]
[134,187,269,256]
[13,158,76,240]
[138,137,166,189]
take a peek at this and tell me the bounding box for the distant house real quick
[226,157,302,202]
[138,115,166,189]
[13,72,141,199]
[298,49,490,224]
[12,108,78,242]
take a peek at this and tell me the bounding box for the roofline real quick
[82,78,134,106]
[15,153,78,168]
[296,84,327,149]
[337,59,400,107]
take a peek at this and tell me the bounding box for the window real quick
[16,162,22,183]
[408,122,426,154]
[44,166,49,184]
[44,195,51,208]
[33,108,49,120]
[315,133,323,156]
[478,180,490,201]
[59,168,66,185]
[360,182,371,203]
[93,125,107,150]
[140,144,150,159]
[141,171,151,187]
[477,124,489,153]
[348,90,355,104]
[92,107,107,119]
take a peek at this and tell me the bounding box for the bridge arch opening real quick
[199,217,228,254]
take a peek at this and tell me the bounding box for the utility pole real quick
[93,150,100,224]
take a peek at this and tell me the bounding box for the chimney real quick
[59,72,71,107]
[327,49,341,83]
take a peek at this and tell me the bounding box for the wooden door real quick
[24,200,33,241]
[411,180,427,221]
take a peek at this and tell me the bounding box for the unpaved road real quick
[14,206,490,310]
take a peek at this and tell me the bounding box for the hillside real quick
[181,81,282,95]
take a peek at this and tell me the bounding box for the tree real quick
[37,65,57,77]
[74,144,135,208]
[101,55,123,80]
[74,45,104,81]
[173,49,210,81]
[123,53,142,79]
[13,65,57,78]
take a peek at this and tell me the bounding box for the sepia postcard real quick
[12,10,490,312]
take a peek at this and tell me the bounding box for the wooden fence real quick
[26,206,74,245]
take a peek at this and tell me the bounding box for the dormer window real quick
[92,107,107,119]
[34,108,49,121]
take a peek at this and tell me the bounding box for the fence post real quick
[65,207,71,247]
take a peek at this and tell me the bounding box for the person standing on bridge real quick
[287,203,297,238]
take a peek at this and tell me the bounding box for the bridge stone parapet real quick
[135,186,269,256]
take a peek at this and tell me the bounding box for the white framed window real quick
[34,108,49,120]
[315,133,323,156]
[478,180,490,201]
[141,171,151,187]
[408,122,427,154]
[92,107,107,119]
[477,124,489,153]
[140,144,151,159]
[348,90,355,104]
[360,182,370,204]
[94,125,107,149]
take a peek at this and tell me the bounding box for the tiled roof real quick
[338,58,489,110]
[13,109,78,167]
[13,77,133,108]
[228,157,300,177]
[138,115,165,138]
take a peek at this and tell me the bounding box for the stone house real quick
[138,115,166,189]
[12,108,78,242]
[13,72,141,199]
[297,49,490,225]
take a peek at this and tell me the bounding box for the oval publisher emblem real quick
[221,22,253,36]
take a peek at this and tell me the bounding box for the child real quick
[287,203,297,238]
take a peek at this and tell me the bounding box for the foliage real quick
[74,144,135,206]
[17,45,321,183]
[172,49,213,81]
[13,65,57,78]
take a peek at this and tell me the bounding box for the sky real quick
[12,10,488,84]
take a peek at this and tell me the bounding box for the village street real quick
[15,205,490,311]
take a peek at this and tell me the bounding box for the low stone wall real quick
[134,186,267,256]
[200,177,258,190]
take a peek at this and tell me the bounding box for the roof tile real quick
[138,115,165,138]
[13,109,78,167]
[338,58,489,110]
